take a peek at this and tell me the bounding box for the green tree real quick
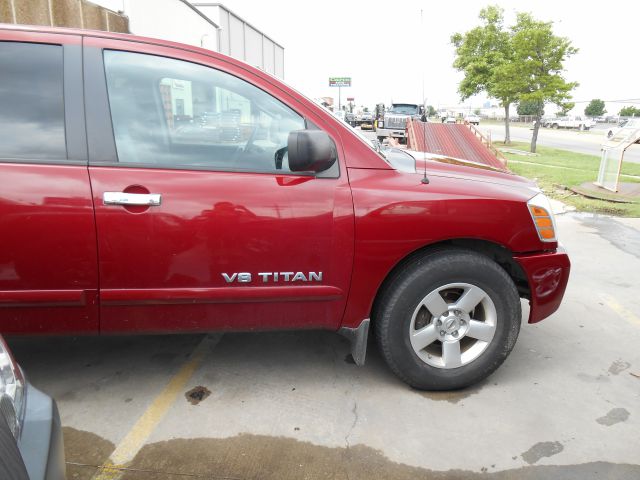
[426,105,437,117]
[584,99,606,118]
[451,6,520,144]
[474,108,482,115]
[510,13,578,152]
[558,102,575,116]
[619,106,640,117]
[516,100,544,116]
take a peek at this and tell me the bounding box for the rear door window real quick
[0,42,66,160]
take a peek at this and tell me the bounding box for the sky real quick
[224,0,640,114]
[97,0,640,115]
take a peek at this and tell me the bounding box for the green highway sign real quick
[329,77,351,87]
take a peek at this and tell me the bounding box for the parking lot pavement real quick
[7,212,640,480]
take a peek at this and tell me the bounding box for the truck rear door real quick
[0,31,98,334]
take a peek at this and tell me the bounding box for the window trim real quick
[87,46,339,178]
[86,160,318,176]
[84,44,118,164]
[64,43,88,162]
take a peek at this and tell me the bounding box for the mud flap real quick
[338,318,370,366]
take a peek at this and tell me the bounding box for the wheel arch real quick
[370,238,530,327]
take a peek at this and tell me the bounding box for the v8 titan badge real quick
[222,272,323,283]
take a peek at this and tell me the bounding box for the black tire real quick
[374,249,521,390]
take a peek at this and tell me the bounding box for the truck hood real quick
[394,148,538,192]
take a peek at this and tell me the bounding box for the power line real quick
[571,98,640,104]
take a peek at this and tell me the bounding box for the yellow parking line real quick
[601,294,640,327]
[91,335,218,480]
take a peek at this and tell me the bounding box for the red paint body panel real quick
[0,27,81,46]
[515,246,571,323]
[340,167,552,328]
[0,25,570,337]
[0,164,99,333]
[89,167,354,333]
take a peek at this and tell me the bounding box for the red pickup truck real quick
[0,25,570,390]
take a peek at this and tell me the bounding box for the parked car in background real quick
[0,336,64,480]
[464,114,480,125]
[546,116,594,130]
[358,111,374,130]
[0,25,570,391]
[345,111,356,127]
[445,116,457,124]
[532,117,554,128]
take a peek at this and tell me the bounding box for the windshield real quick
[388,104,419,115]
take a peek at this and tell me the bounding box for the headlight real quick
[0,336,25,439]
[527,193,557,242]
[378,121,384,128]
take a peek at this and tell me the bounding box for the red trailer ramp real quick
[406,120,508,170]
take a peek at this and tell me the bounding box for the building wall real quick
[193,3,285,78]
[120,0,217,51]
[0,0,129,32]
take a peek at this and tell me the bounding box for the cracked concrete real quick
[344,402,359,449]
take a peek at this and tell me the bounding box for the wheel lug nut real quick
[440,330,446,336]
[436,320,442,326]
[452,330,459,337]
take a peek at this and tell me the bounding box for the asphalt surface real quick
[479,123,640,164]
[7,212,640,480]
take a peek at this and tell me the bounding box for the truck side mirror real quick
[287,130,337,173]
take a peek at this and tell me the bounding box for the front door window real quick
[104,50,305,173]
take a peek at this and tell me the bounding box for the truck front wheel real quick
[374,250,521,390]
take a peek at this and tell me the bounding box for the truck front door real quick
[84,40,354,333]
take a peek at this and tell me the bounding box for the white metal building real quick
[193,3,284,79]
[91,0,285,78]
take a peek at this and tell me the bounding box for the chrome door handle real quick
[103,192,162,206]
